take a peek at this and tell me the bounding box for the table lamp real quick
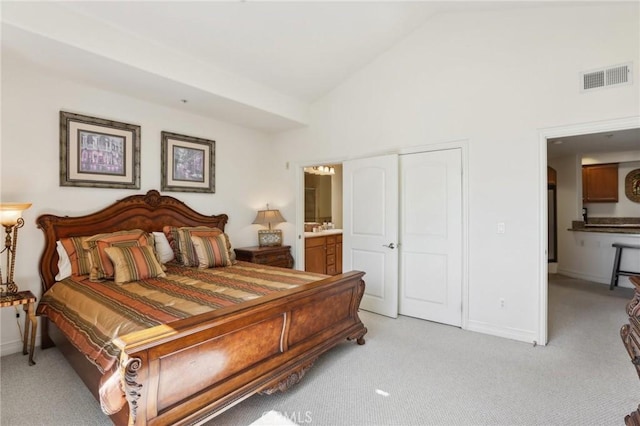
[252,205,286,247]
[0,203,32,295]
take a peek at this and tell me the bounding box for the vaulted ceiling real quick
[2,1,559,132]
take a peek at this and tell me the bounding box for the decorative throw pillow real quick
[190,234,233,268]
[162,226,185,264]
[152,232,174,264]
[59,236,92,276]
[83,229,154,281]
[163,226,226,267]
[55,240,73,281]
[104,245,166,284]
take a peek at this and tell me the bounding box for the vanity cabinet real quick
[582,163,618,203]
[305,237,326,274]
[305,233,342,275]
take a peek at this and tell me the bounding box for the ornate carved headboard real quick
[36,190,228,293]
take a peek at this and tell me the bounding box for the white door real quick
[343,154,399,318]
[399,149,462,326]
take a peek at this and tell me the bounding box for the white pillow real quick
[152,231,175,263]
[55,240,72,281]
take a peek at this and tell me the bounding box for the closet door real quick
[343,154,399,318]
[399,149,462,326]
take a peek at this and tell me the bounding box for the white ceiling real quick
[1,1,604,132]
[59,1,442,103]
[547,128,640,159]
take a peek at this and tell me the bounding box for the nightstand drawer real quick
[269,260,293,268]
[234,246,294,269]
[260,253,291,264]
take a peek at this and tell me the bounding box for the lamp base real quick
[258,230,283,247]
[0,282,18,295]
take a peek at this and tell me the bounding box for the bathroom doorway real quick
[303,164,343,229]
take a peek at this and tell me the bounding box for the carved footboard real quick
[621,276,640,425]
[115,271,366,426]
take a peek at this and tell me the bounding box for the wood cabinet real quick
[547,166,557,186]
[582,163,618,203]
[305,233,342,275]
[305,237,326,274]
[234,245,294,268]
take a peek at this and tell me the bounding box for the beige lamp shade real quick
[0,203,32,227]
[252,208,285,230]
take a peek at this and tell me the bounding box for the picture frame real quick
[161,131,215,193]
[625,168,640,203]
[60,111,140,189]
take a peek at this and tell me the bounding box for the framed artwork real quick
[625,168,640,203]
[161,131,215,193]
[60,111,140,189]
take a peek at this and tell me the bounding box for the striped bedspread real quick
[37,262,326,375]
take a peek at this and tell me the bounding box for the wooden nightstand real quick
[0,290,37,365]
[234,245,294,269]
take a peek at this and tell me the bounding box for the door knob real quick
[382,243,396,249]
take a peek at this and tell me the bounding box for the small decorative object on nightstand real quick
[0,290,37,365]
[235,245,294,269]
[252,205,286,247]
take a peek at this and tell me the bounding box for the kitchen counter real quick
[569,219,640,235]
[569,227,640,235]
[304,229,343,238]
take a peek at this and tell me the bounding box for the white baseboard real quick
[466,320,540,346]
[557,268,633,289]
[0,333,40,357]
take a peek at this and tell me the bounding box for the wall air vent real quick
[581,63,632,92]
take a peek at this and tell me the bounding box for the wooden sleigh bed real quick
[36,190,367,425]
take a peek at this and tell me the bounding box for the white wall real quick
[272,4,640,344]
[549,154,581,272]
[0,51,277,355]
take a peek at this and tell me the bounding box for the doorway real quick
[538,116,640,345]
[303,164,342,227]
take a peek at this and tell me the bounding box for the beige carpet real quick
[1,275,637,425]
